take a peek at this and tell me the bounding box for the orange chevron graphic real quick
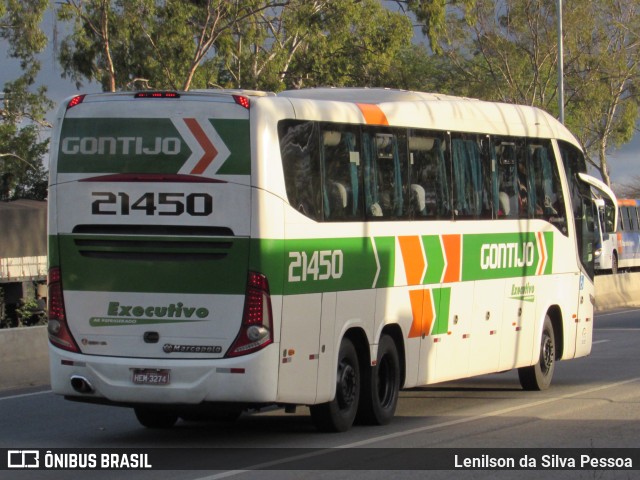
[408,289,435,338]
[441,234,461,283]
[399,236,434,338]
[398,235,425,286]
[536,231,547,276]
[184,118,219,174]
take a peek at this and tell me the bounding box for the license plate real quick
[132,369,170,385]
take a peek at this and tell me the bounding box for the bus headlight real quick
[594,248,602,258]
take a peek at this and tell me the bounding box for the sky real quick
[1,3,639,192]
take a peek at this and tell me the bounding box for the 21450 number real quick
[288,250,343,282]
[91,192,213,216]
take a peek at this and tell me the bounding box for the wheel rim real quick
[541,332,554,374]
[337,359,357,410]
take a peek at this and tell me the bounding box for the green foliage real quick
[15,297,46,327]
[56,0,413,92]
[407,0,640,187]
[406,0,477,54]
[0,0,51,201]
[2,0,638,190]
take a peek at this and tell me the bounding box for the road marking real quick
[597,328,640,331]
[194,377,640,480]
[597,308,640,318]
[592,339,610,344]
[0,389,51,401]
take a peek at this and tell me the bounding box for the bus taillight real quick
[66,95,86,110]
[233,95,250,109]
[226,272,273,357]
[47,267,80,353]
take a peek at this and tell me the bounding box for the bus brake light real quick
[226,272,273,357]
[66,95,86,110]
[233,95,250,109]
[47,267,80,353]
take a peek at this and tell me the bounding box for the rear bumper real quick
[49,343,280,406]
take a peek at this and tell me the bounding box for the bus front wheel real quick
[518,315,556,391]
[310,337,360,432]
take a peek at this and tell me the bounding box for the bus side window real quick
[407,133,450,219]
[494,138,519,218]
[320,126,363,221]
[363,130,407,220]
[618,207,624,231]
[530,140,566,227]
[278,120,322,221]
[625,207,634,231]
[451,134,485,219]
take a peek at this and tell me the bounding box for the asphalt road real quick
[1,307,639,480]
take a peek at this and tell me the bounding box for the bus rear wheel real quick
[518,315,556,391]
[310,337,360,432]
[357,334,400,425]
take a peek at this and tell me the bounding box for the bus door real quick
[573,173,617,357]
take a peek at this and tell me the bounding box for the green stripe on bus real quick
[57,234,250,294]
[432,287,451,336]
[55,231,555,295]
[422,235,445,285]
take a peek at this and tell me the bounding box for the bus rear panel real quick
[48,92,280,406]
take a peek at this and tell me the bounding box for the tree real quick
[615,175,640,198]
[57,0,292,92]
[56,0,413,92]
[562,0,639,186]
[0,0,51,200]
[406,0,640,187]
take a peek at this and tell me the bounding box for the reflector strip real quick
[216,368,246,374]
[134,92,180,99]
[78,173,224,183]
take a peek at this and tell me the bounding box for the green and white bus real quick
[47,88,616,431]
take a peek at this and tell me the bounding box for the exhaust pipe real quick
[70,375,94,394]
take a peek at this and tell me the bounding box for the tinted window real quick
[278,120,571,237]
[279,121,322,221]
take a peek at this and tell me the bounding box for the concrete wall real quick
[0,325,49,390]
[1,273,638,391]
[594,272,640,312]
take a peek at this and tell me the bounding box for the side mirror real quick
[577,173,618,232]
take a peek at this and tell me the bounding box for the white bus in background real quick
[596,198,640,273]
[594,197,618,273]
[47,88,616,432]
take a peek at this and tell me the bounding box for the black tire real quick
[134,407,179,429]
[518,315,556,391]
[611,253,618,274]
[357,335,400,425]
[310,337,360,432]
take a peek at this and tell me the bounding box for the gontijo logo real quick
[480,241,535,270]
[59,118,230,176]
[61,136,181,156]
